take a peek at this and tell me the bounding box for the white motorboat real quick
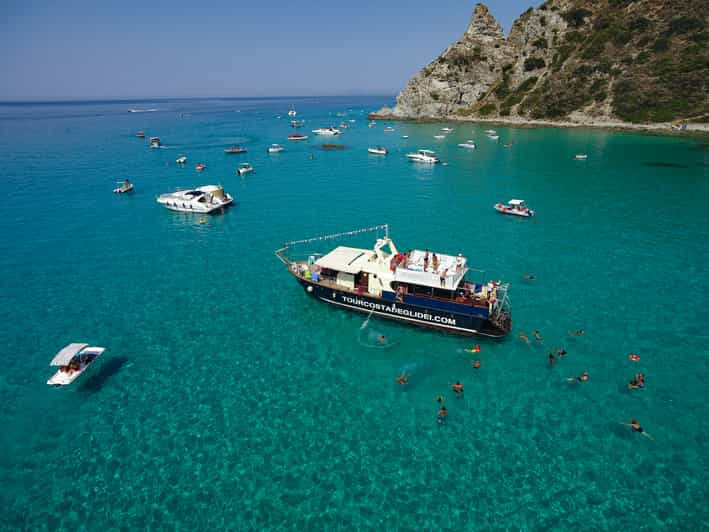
[441,127,454,132]
[368,146,387,155]
[288,133,308,141]
[487,134,500,140]
[312,127,341,136]
[149,137,161,148]
[268,144,284,153]
[113,179,134,194]
[288,107,297,117]
[176,155,187,164]
[485,129,497,135]
[402,135,409,139]
[348,119,356,123]
[575,153,588,160]
[156,185,233,213]
[290,120,304,128]
[434,134,445,139]
[339,122,349,129]
[406,149,440,163]
[458,141,476,149]
[368,122,376,128]
[494,199,534,217]
[384,127,394,132]
[237,162,254,175]
[47,343,106,386]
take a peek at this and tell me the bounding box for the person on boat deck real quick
[456,253,463,271]
[450,381,464,395]
[423,249,429,271]
[432,253,439,271]
[304,269,311,280]
[567,371,589,383]
[439,269,448,288]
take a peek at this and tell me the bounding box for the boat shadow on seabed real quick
[80,357,129,392]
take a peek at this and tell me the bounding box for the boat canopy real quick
[315,246,371,274]
[50,343,88,366]
[419,149,436,154]
[508,199,525,205]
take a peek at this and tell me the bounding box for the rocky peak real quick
[463,3,505,41]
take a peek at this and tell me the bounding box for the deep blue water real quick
[0,96,707,530]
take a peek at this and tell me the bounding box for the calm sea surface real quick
[0,96,707,530]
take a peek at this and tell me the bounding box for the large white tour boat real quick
[47,343,106,386]
[276,225,511,337]
[406,149,440,163]
[312,127,341,136]
[156,185,233,213]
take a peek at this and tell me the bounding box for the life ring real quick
[628,354,640,361]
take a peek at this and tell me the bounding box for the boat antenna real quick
[385,224,389,240]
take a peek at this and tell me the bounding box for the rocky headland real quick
[371,1,708,134]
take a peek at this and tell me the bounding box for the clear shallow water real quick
[0,97,707,530]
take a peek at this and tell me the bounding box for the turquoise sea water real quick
[0,96,707,530]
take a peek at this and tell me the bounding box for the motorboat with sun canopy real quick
[156,185,233,213]
[47,343,106,386]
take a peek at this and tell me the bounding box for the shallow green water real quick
[0,97,707,529]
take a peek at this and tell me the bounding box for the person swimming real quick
[436,395,445,404]
[522,274,536,280]
[622,419,653,439]
[472,360,481,369]
[450,381,464,395]
[567,371,589,382]
[378,335,387,345]
[548,353,557,366]
[628,373,645,389]
[569,329,585,336]
[534,330,543,342]
[437,406,447,424]
[556,349,567,357]
[519,332,530,344]
[395,374,409,385]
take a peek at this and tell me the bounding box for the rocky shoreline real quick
[367,111,709,137]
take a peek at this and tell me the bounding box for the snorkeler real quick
[522,273,536,280]
[628,373,645,389]
[436,395,445,404]
[519,332,530,344]
[567,371,589,382]
[569,329,585,336]
[395,374,409,385]
[556,349,567,357]
[378,335,387,345]
[450,381,464,396]
[472,360,481,369]
[548,353,557,366]
[621,419,653,439]
[437,406,447,424]
[534,330,543,342]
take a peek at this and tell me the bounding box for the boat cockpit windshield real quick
[185,191,204,198]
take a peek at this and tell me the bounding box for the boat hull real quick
[296,278,508,338]
[494,204,534,217]
[157,197,233,214]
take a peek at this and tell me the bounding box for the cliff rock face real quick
[375,0,708,124]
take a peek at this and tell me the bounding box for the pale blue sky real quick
[1,1,537,101]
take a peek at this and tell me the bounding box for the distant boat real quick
[368,121,376,128]
[157,185,233,213]
[237,162,254,175]
[176,155,187,164]
[441,127,454,132]
[402,135,409,139]
[575,153,588,160]
[47,343,106,387]
[195,163,206,171]
[129,108,157,113]
[407,149,439,163]
[384,127,394,132]
[113,179,134,194]
[485,129,497,135]
[288,133,308,141]
[149,137,161,148]
[321,144,346,150]
[368,146,387,155]
[268,144,284,153]
[458,141,476,149]
[494,199,534,217]
[224,146,247,154]
[312,127,341,136]
[290,120,304,128]
[434,134,445,139]
[487,134,499,141]
[288,107,297,117]
[339,122,349,129]
[136,131,145,138]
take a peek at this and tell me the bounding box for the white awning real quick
[50,343,88,366]
[315,246,371,274]
[508,199,525,205]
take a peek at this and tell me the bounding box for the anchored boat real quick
[494,199,534,217]
[276,225,511,337]
[47,343,106,386]
[156,185,233,213]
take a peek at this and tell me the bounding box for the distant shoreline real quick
[367,113,709,139]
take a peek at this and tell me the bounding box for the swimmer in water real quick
[522,273,536,280]
[378,335,386,345]
[437,406,447,424]
[450,381,464,396]
[436,395,445,404]
[548,353,557,366]
[395,374,409,385]
[472,360,481,369]
[534,330,543,342]
[622,419,653,439]
[567,371,589,382]
[519,332,530,344]
[556,349,567,357]
[628,373,645,390]
[569,329,585,336]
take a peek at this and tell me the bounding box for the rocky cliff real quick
[373,0,708,125]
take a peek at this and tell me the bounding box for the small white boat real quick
[157,185,233,213]
[339,122,349,129]
[485,129,497,135]
[290,120,304,128]
[368,122,376,128]
[458,141,476,149]
[288,133,308,141]
[312,127,341,136]
[494,199,534,217]
[487,134,500,141]
[402,135,409,139]
[149,137,161,148]
[406,149,440,163]
[368,146,387,155]
[441,127,454,132]
[434,134,445,139]
[268,144,284,153]
[224,146,247,154]
[113,179,134,194]
[384,127,394,132]
[348,119,356,123]
[176,155,187,164]
[237,162,254,175]
[288,108,297,117]
[47,343,106,386]
[575,153,588,160]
